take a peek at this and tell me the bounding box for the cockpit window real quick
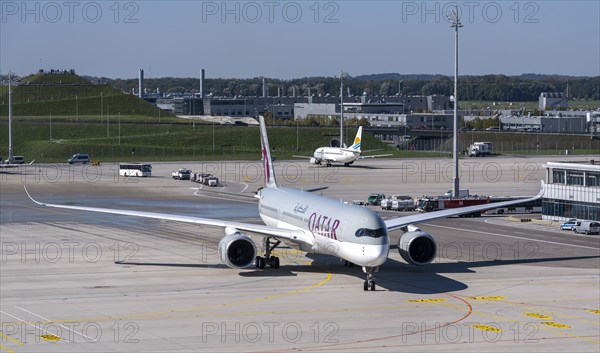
[355,228,386,238]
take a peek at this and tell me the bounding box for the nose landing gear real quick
[363,266,378,291]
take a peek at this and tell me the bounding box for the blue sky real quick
[1,1,599,79]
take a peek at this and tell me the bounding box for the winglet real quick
[258,116,278,188]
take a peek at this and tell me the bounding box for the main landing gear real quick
[255,237,281,269]
[363,266,378,291]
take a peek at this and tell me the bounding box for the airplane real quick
[294,126,392,167]
[25,116,544,291]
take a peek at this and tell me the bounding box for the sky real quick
[1,0,599,79]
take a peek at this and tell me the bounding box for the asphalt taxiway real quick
[1,156,598,352]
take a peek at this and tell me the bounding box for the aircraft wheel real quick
[256,256,266,269]
[370,281,376,291]
[270,256,280,269]
[363,280,369,291]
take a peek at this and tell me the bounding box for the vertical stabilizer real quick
[349,126,363,152]
[259,116,278,188]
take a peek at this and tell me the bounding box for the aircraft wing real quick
[24,187,314,247]
[384,182,545,232]
[292,155,313,159]
[357,154,393,160]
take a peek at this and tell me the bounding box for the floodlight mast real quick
[450,7,463,198]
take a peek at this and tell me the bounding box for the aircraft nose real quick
[364,244,389,267]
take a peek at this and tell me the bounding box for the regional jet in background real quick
[294,126,392,167]
[25,116,544,291]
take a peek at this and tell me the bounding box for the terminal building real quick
[542,161,600,222]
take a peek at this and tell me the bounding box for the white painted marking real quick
[425,224,600,251]
[191,188,256,204]
[14,306,98,342]
[1,311,72,342]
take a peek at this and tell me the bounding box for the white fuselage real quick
[313,147,360,165]
[257,187,389,267]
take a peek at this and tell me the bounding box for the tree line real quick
[83,74,599,101]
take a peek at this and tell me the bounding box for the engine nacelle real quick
[218,231,257,269]
[310,157,321,165]
[398,230,437,266]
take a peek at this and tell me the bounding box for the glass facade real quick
[542,199,600,221]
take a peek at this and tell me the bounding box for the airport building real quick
[539,92,568,110]
[542,161,600,222]
[496,110,599,133]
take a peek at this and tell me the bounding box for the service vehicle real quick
[573,221,600,235]
[119,163,152,177]
[172,168,191,180]
[560,219,578,230]
[68,153,90,164]
[468,142,493,157]
[367,193,386,206]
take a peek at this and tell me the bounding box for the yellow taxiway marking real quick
[541,321,572,329]
[443,302,598,344]
[471,324,502,332]
[40,334,61,342]
[0,345,15,353]
[0,333,24,346]
[407,298,446,303]
[524,313,553,319]
[467,296,505,301]
[587,309,600,314]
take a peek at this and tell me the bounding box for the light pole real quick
[76,95,78,122]
[340,74,344,147]
[107,106,110,138]
[450,6,463,198]
[118,112,121,145]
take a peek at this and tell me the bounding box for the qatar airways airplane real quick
[26,116,544,291]
[294,126,392,167]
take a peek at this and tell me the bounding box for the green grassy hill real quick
[0,73,176,120]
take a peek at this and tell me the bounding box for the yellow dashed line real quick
[0,345,16,353]
[541,322,572,329]
[0,333,24,346]
[471,324,502,332]
[587,309,600,314]
[524,312,553,319]
[407,298,447,303]
[467,296,505,301]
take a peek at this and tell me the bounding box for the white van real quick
[68,153,90,164]
[6,156,24,164]
[573,221,600,235]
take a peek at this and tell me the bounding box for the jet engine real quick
[310,157,321,165]
[397,229,437,265]
[218,231,257,269]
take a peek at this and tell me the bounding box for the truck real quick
[445,189,470,197]
[416,196,489,217]
[172,168,191,180]
[468,141,493,157]
[367,193,386,206]
[191,172,219,186]
[381,195,415,211]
